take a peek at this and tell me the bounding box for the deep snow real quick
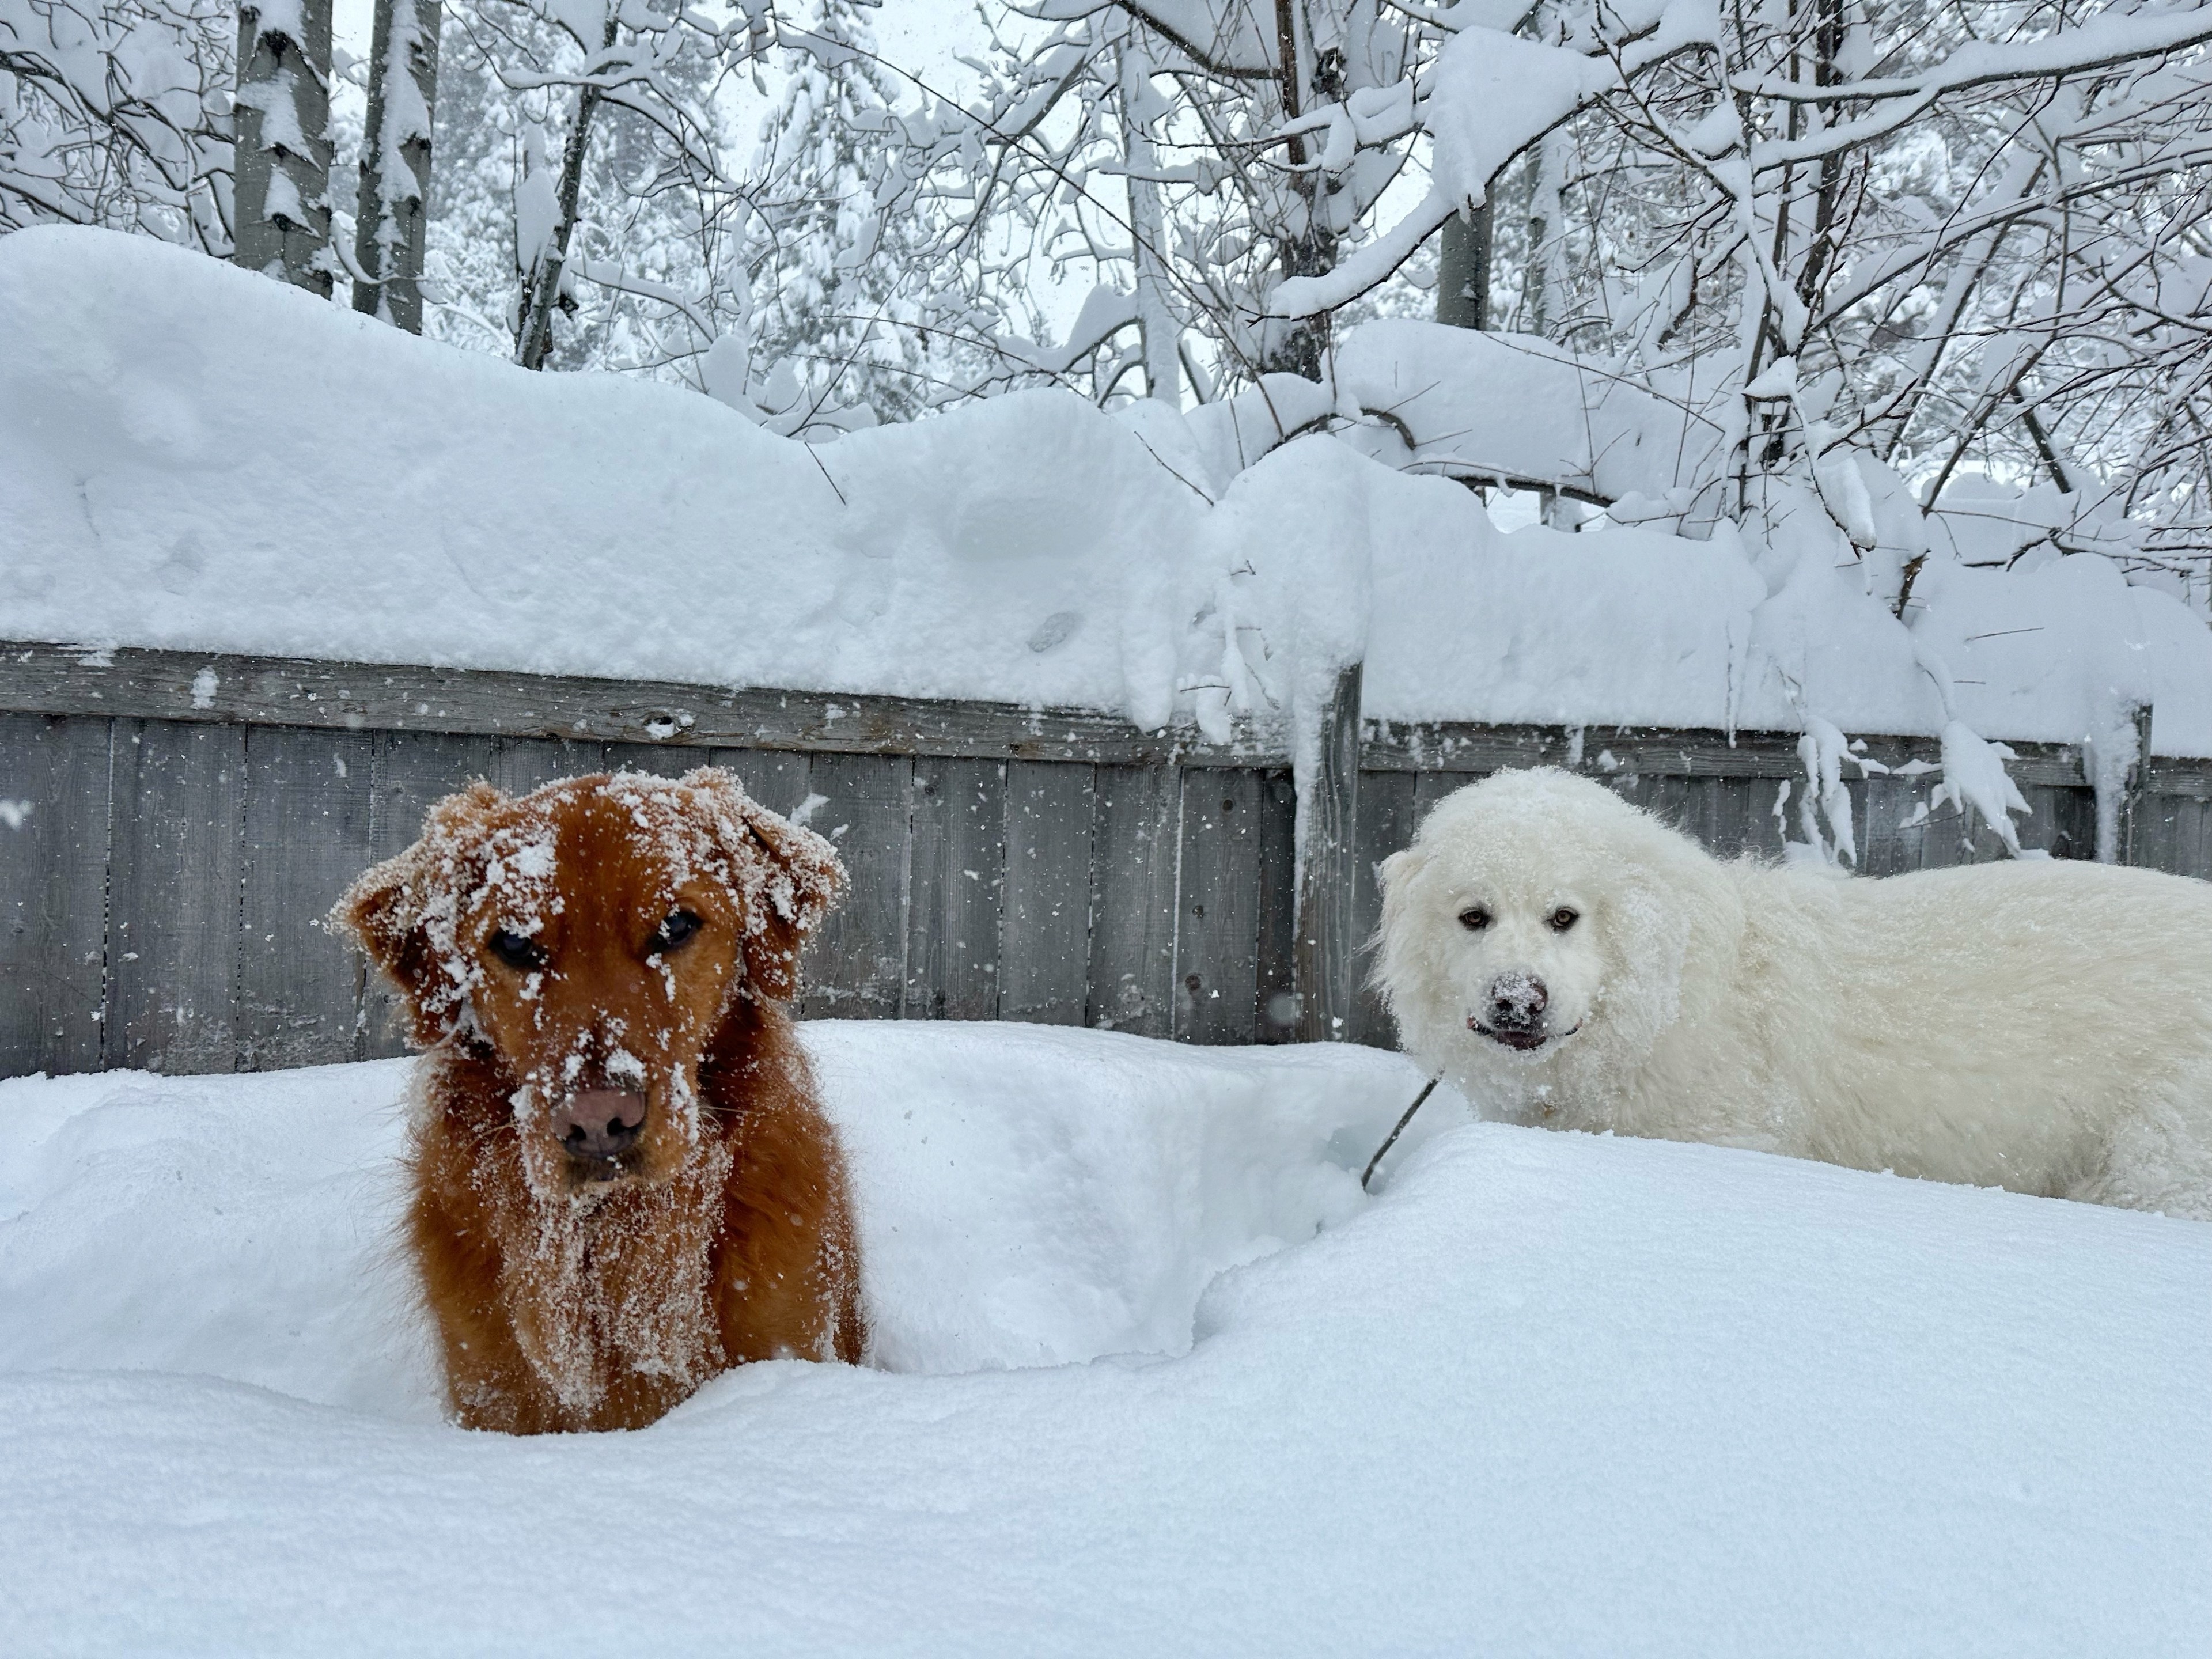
[7,225,2212,759]
[2,1022,2205,1656]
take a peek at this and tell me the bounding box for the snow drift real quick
[2,1021,2205,1655]
[6,225,2212,759]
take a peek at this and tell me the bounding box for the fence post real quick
[2120,701,2155,866]
[1296,662,1363,1041]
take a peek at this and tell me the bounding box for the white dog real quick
[1374,767,2212,1217]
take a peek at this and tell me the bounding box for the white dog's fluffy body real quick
[1376,768,2212,1217]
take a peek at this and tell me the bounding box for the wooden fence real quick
[4,639,2207,1079]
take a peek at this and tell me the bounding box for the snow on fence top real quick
[6,225,2212,762]
[1331,320,1730,509]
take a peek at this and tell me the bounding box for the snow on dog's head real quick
[1374,768,1724,1119]
[333,768,844,1199]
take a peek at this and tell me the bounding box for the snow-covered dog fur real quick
[336,768,865,1433]
[1375,767,2212,1217]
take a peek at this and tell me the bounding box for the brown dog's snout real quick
[552,1089,648,1167]
[1488,972,1549,1030]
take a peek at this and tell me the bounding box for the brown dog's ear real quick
[329,780,507,1047]
[681,767,847,1003]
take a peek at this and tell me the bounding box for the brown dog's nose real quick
[552,1090,647,1164]
[1489,972,1549,1030]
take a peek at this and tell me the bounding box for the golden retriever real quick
[335,767,864,1433]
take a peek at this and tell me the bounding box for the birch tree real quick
[350,0,438,328]
[233,0,334,291]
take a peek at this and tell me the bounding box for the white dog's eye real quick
[1457,907,1491,931]
[1549,907,1580,932]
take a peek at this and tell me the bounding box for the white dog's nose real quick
[1488,972,1549,1029]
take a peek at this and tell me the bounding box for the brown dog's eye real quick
[651,910,702,955]
[1457,907,1491,932]
[487,929,546,972]
[1550,907,1580,932]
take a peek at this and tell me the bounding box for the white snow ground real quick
[2,1022,2205,1655]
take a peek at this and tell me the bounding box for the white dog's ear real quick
[1369,844,1435,1008]
[1377,845,1426,899]
[1372,844,1430,948]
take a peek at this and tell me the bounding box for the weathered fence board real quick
[710,748,812,820]
[1703,772,1779,858]
[486,734,607,796]
[800,752,911,1021]
[0,642,1281,767]
[107,719,245,1073]
[1255,771,1301,1043]
[1175,770,1275,1046]
[999,760,1096,1025]
[1361,716,2089,789]
[237,724,379,1071]
[1086,763,1181,1038]
[2180,799,2212,876]
[603,740,696,783]
[907,757,1006,1021]
[5,639,2207,1080]
[0,714,109,1073]
[2139,793,2212,878]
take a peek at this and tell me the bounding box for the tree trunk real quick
[1523,132,1568,336]
[1262,0,1335,378]
[352,0,441,332]
[1267,225,1339,378]
[516,17,617,371]
[1120,49,1180,402]
[1437,0,1495,334]
[233,0,335,295]
[1435,203,1491,329]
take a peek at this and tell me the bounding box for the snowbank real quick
[3,1022,2206,1655]
[1334,318,1729,507]
[6,226,2212,755]
[0,1025,1431,1399]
